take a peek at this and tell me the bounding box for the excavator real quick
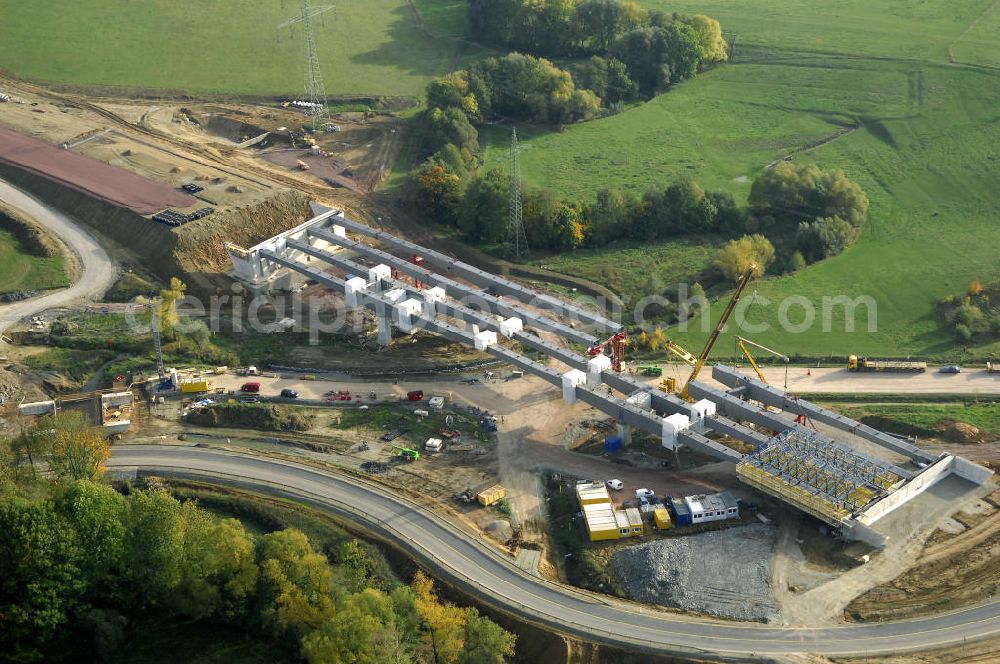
[659,264,757,400]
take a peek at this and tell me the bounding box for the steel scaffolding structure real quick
[737,429,902,523]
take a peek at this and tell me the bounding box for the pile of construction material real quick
[609,524,780,622]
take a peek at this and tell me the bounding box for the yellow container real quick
[653,508,672,530]
[180,379,210,394]
[477,485,506,506]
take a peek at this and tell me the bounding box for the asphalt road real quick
[0,178,116,333]
[109,445,1000,659]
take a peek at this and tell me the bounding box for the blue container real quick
[605,436,623,453]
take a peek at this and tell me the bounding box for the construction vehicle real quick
[987,361,1000,374]
[735,336,789,385]
[148,298,173,391]
[659,265,757,400]
[848,356,926,373]
[639,365,662,377]
[391,445,420,461]
[587,331,628,372]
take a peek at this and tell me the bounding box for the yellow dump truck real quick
[653,508,672,530]
[477,485,506,507]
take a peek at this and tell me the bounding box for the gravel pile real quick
[360,461,390,474]
[610,524,780,622]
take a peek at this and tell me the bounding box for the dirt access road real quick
[198,370,739,541]
[0,178,116,333]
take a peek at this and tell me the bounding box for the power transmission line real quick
[280,0,334,129]
[507,127,528,261]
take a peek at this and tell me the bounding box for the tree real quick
[422,107,479,158]
[787,250,807,273]
[159,277,187,340]
[456,608,516,664]
[613,27,672,93]
[459,168,509,244]
[951,303,987,334]
[714,234,775,280]
[0,498,84,662]
[302,588,410,664]
[172,509,259,621]
[48,426,110,482]
[687,15,728,62]
[55,481,126,595]
[795,216,858,262]
[412,571,467,664]
[990,313,1000,335]
[749,162,869,230]
[414,162,464,227]
[587,188,634,244]
[467,0,520,46]
[572,56,638,103]
[969,280,984,296]
[123,489,187,609]
[707,190,744,235]
[257,528,337,639]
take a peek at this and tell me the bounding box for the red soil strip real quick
[0,127,196,215]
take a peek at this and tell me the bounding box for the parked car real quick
[635,488,656,500]
[280,388,299,399]
[606,479,624,491]
[939,365,962,374]
[237,394,259,403]
[407,390,424,401]
[240,382,261,393]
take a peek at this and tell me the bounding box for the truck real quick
[988,362,1000,374]
[848,355,926,373]
[391,445,420,461]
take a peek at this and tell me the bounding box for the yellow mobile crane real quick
[735,336,789,385]
[660,265,757,400]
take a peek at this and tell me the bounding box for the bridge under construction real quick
[228,204,993,546]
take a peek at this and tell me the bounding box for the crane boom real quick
[150,298,166,382]
[679,265,756,400]
[737,336,789,362]
[664,340,697,366]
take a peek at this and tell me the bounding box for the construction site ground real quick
[3,77,1000,648]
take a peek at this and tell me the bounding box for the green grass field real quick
[0,0,481,97]
[837,403,1000,437]
[482,0,1000,359]
[0,229,67,294]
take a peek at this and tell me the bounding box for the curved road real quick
[0,178,116,333]
[109,445,1000,659]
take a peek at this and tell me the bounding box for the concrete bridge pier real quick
[377,310,392,347]
[616,422,633,448]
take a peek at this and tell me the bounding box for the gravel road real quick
[0,178,116,333]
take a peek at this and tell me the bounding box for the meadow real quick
[0,229,67,294]
[3,0,998,359]
[481,0,1000,359]
[0,0,479,97]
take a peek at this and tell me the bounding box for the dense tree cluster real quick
[414,167,742,252]
[467,0,727,95]
[0,421,516,663]
[747,162,869,265]
[941,280,1000,343]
